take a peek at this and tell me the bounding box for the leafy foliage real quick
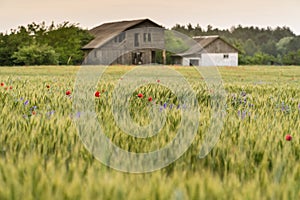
[0,22,93,66]
[165,30,189,53]
[12,43,58,65]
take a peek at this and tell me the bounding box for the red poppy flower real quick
[157,80,160,83]
[66,90,71,96]
[285,134,292,141]
[9,86,12,90]
[148,97,153,102]
[137,93,143,98]
[32,111,36,115]
[95,91,100,97]
[46,85,50,89]
[0,82,4,87]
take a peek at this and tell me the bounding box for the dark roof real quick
[177,35,239,56]
[83,19,162,49]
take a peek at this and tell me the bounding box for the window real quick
[223,54,229,59]
[134,33,139,47]
[132,52,143,65]
[189,59,199,66]
[115,32,125,43]
[119,32,125,42]
[143,33,152,43]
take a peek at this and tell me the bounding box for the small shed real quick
[172,35,239,66]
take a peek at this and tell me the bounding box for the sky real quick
[1,0,300,35]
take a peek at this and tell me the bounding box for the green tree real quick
[0,21,93,66]
[12,43,59,65]
[261,40,277,56]
[0,26,33,66]
[282,50,300,65]
[276,37,294,55]
[41,22,93,65]
[165,30,189,53]
[244,39,259,56]
[285,36,300,52]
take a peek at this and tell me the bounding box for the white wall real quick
[182,57,201,66]
[182,53,238,67]
[201,53,238,66]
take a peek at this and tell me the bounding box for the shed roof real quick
[193,35,220,48]
[176,35,239,56]
[83,19,162,49]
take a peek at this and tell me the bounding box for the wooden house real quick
[172,35,239,66]
[82,19,166,65]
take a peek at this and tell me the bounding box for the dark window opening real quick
[151,51,156,63]
[189,59,199,66]
[114,32,125,43]
[134,33,139,47]
[132,52,143,65]
[223,54,229,59]
[142,33,152,43]
[119,32,125,42]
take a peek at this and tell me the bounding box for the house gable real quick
[202,38,239,54]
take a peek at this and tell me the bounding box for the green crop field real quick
[0,65,299,200]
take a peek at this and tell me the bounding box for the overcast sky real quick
[1,0,300,35]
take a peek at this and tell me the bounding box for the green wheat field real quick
[0,65,299,200]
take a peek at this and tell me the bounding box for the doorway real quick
[132,52,143,65]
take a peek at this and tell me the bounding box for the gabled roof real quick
[193,35,220,49]
[83,19,162,49]
[176,35,239,56]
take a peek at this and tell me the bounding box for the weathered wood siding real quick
[202,39,238,53]
[89,26,164,65]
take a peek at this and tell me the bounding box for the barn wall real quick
[126,27,165,50]
[91,26,164,65]
[112,50,153,65]
[99,28,164,51]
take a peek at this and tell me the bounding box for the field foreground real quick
[0,65,300,200]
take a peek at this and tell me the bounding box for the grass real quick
[0,65,299,200]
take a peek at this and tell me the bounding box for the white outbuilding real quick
[172,35,239,66]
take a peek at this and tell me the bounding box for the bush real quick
[12,44,59,65]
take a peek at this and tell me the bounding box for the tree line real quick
[172,24,300,65]
[0,22,93,66]
[1,21,300,66]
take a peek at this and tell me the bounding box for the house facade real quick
[172,35,239,66]
[82,19,165,65]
